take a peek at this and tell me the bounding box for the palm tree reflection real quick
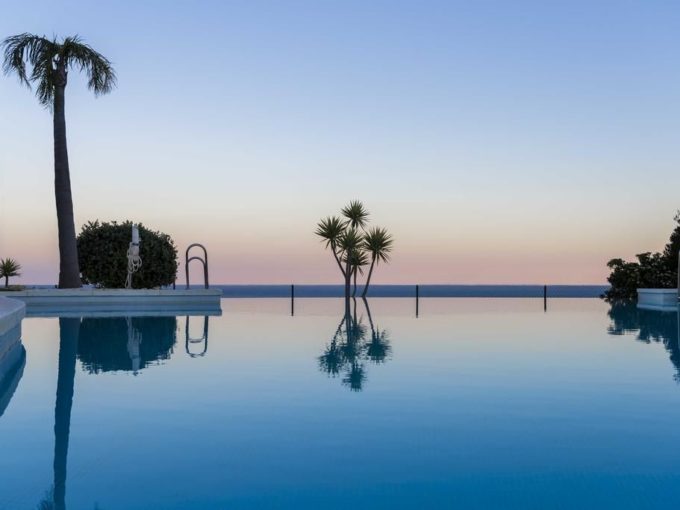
[607,301,680,381]
[52,317,79,510]
[318,298,392,391]
[37,315,178,509]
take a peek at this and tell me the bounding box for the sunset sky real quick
[1,0,679,285]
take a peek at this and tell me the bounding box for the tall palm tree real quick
[2,34,116,288]
[361,227,393,297]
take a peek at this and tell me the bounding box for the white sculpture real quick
[124,224,143,289]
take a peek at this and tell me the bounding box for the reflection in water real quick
[608,302,680,381]
[0,324,26,419]
[319,298,392,391]
[36,316,183,510]
[78,317,177,374]
[53,318,79,510]
[185,316,209,357]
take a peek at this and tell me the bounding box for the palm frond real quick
[315,216,346,248]
[363,227,394,264]
[341,200,369,230]
[2,33,58,106]
[0,258,22,277]
[2,32,115,107]
[346,248,369,274]
[61,35,116,95]
[338,227,363,253]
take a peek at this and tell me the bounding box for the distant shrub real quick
[605,213,680,300]
[77,220,178,289]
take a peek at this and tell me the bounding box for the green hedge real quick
[77,220,178,289]
[605,213,680,300]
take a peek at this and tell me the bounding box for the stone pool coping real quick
[0,296,26,336]
[637,288,679,311]
[6,288,222,316]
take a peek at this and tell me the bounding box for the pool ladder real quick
[185,243,209,289]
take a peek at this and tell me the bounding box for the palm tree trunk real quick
[361,257,376,297]
[352,266,358,296]
[3,276,7,288]
[331,244,345,278]
[53,80,81,289]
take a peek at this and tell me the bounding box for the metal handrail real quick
[185,243,209,289]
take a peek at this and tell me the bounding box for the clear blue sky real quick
[1,0,679,284]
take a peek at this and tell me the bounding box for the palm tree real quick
[0,258,21,288]
[316,201,394,303]
[2,34,116,288]
[361,227,393,297]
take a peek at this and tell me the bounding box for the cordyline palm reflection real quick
[318,298,392,392]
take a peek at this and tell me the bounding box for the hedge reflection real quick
[607,301,680,381]
[78,316,177,374]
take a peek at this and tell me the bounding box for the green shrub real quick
[77,220,178,289]
[662,211,680,275]
[605,213,680,300]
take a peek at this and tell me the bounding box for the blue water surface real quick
[1,298,679,509]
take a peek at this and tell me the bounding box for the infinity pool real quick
[1,298,680,509]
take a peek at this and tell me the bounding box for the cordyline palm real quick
[0,258,21,288]
[361,227,393,297]
[338,227,363,303]
[2,34,116,288]
[340,201,368,296]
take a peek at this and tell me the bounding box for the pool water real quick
[1,298,680,509]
